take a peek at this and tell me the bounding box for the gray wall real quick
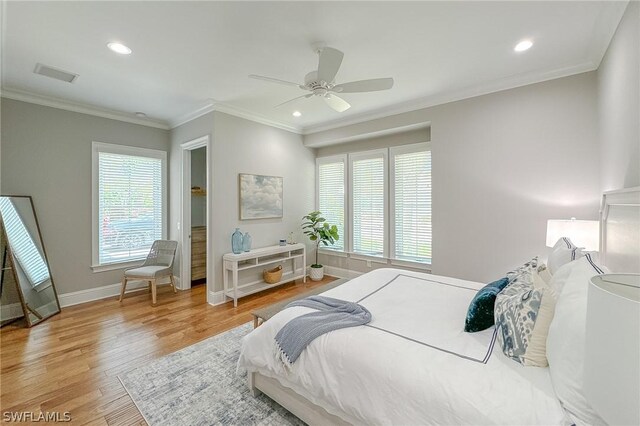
[0,99,170,294]
[314,72,600,283]
[598,1,639,192]
[316,127,430,157]
[169,111,316,294]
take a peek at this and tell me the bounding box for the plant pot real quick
[309,265,324,281]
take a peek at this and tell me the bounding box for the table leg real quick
[223,264,228,298]
[233,267,238,308]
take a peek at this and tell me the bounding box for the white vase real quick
[309,265,324,281]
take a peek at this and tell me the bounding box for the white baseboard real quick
[322,265,363,280]
[0,302,24,321]
[58,277,179,308]
[56,267,362,310]
[208,290,227,306]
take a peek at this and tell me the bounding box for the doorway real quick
[180,136,213,301]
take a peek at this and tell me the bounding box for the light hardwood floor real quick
[0,277,335,425]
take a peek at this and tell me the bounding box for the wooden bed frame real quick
[247,186,640,426]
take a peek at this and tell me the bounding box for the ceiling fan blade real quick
[274,93,313,108]
[324,94,351,112]
[249,74,306,90]
[333,78,394,93]
[317,47,344,84]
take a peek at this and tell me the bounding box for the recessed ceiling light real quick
[292,111,302,117]
[135,112,147,118]
[514,40,533,52]
[107,42,132,55]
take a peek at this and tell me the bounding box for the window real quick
[391,144,432,263]
[316,156,346,251]
[316,142,431,266]
[92,142,167,270]
[350,149,388,258]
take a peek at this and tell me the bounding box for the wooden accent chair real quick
[119,240,178,305]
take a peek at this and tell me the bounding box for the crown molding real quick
[211,103,302,134]
[3,59,599,139]
[170,100,302,134]
[0,87,171,130]
[169,101,217,129]
[301,60,598,135]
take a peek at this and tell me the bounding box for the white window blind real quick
[392,147,432,263]
[351,154,386,257]
[318,160,345,251]
[94,144,165,266]
[0,198,50,287]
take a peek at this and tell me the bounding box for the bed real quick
[237,187,640,425]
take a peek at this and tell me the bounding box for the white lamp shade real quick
[546,219,599,251]
[584,274,640,426]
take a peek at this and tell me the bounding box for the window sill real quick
[319,250,432,271]
[91,259,145,273]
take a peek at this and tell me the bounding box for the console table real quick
[222,243,307,307]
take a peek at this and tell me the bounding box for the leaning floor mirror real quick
[0,196,60,327]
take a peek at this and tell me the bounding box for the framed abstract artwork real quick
[239,174,283,220]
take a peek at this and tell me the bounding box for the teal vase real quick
[242,232,252,252]
[231,228,243,254]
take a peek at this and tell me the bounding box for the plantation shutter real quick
[318,160,345,251]
[393,149,431,263]
[98,152,163,265]
[0,198,50,287]
[352,155,385,256]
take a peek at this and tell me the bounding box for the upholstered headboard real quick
[600,187,640,273]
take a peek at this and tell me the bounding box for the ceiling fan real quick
[249,45,394,113]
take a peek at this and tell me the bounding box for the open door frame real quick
[180,135,213,301]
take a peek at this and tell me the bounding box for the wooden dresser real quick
[191,226,207,280]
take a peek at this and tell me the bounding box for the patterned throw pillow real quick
[464,277,510,332]
[494,269,557,367]
[506,257,544,282]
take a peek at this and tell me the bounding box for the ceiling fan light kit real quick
[249,45,394,113]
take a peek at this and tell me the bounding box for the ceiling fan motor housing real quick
[304,71,334,96]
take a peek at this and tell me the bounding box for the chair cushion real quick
[125,265,172,278]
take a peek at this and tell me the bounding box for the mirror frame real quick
[0,195,61,327]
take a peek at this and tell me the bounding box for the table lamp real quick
[546,218,599,251]
[584,274,640,425]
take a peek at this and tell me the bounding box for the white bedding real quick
[238,268,568,425]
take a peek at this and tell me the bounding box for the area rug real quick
[119,323,304,426]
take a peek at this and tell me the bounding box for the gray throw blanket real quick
[274,296,371,367]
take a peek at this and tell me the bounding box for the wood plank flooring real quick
[0,277,335,425]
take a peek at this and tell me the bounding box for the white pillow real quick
[548,259,578,296]
[546,254,610,425]
[548,237,585,275]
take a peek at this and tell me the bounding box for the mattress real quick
[238,268,568,425]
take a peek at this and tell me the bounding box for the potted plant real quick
[302,211,339,281]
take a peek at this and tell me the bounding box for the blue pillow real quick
[464,277,509,333]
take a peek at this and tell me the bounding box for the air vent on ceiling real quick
[33,63,79,83]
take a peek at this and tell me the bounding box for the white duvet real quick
[238,268,568,425]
